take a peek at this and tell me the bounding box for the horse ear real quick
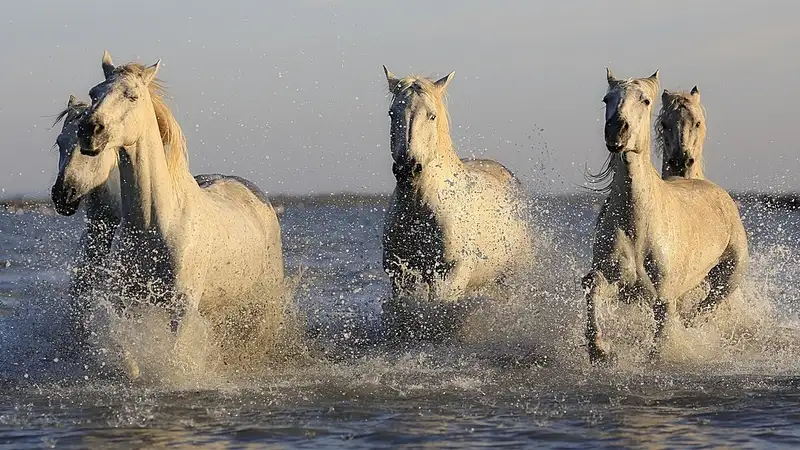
[434,71,455,91]
[142,60,161,85]
[691,85,700,97]
[606,68,616,84]
[383,65,400,93]
[102,50,115,79]
[662,89,670,101]
[68,94,78,107]
[648,70,659,82]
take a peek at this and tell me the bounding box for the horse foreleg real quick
[67,221,117,354]
[696,245,747,316]
[435,260,473,303]
[583,270,612,364]
[649,299,673,360]
[381,278,413,342]
[172,287,201,332]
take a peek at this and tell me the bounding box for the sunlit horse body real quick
[583,69,748,363]
[655,86,706,179]
[381,67,532,339]
[50,96,234,352]
[76,52,286,374]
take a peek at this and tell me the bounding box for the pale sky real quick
[1,0,798,197]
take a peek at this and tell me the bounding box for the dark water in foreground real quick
[2,194,800,448]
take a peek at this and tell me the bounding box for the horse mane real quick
[609,76,660,99]
[583,154,618,194]
[390,75,454,154]
[53,100,89,128]
[116,63,189,177]
[654,90,707,157]
[583,76,660,194]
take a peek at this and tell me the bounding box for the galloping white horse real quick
[76,51,286,371]
[51,96,120,350]
[381,67,532,339]
[655,86,706,179]
[50,95,229,352]
[583,69,748,363]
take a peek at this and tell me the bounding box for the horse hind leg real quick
[583,270,613,364]
[696,245,748,317]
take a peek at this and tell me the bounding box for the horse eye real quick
[643,98,651,106]
[428,113,437,121]
[125,91,138,101]
[695,121,701,128]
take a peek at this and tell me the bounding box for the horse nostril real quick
[686,158,695,167]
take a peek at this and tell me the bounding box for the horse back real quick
[194,174,272,206]
[461,158,520,186]
[663,178,742,223]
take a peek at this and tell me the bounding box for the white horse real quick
[51,95,120,350]
[583,69,748,363]
[655,86,706,179]
[76,51,286,371]
[50,95,229,352]
[381,67,532,340]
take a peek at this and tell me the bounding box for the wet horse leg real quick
[650,299,669,359]
[638,263,673,360]
[583,270,613,363]
[696,247,747,315]
[381,279,413,342]
[435,260,473,303]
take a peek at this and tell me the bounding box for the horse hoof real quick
[589,351,617,366]
[588,342,615,366]
[123,354,141,381]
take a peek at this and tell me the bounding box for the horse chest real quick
[115,226,177,294]
[383,193,449,283]
[601,221,670,297]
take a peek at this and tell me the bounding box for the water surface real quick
[1,195,799,448]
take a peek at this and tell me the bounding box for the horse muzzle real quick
[77,118,107,156]
[605,142,626,153]
[51,181,81,216]
[604,117,630,153]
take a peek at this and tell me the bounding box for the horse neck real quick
[86,188,120,225]
[688,146,706,179]
[609,138,662,217]
[688,163,705,179]
[415,138,466,210]
[659,148,673,178]
[117,115,197,233]
[92,159,123,220]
